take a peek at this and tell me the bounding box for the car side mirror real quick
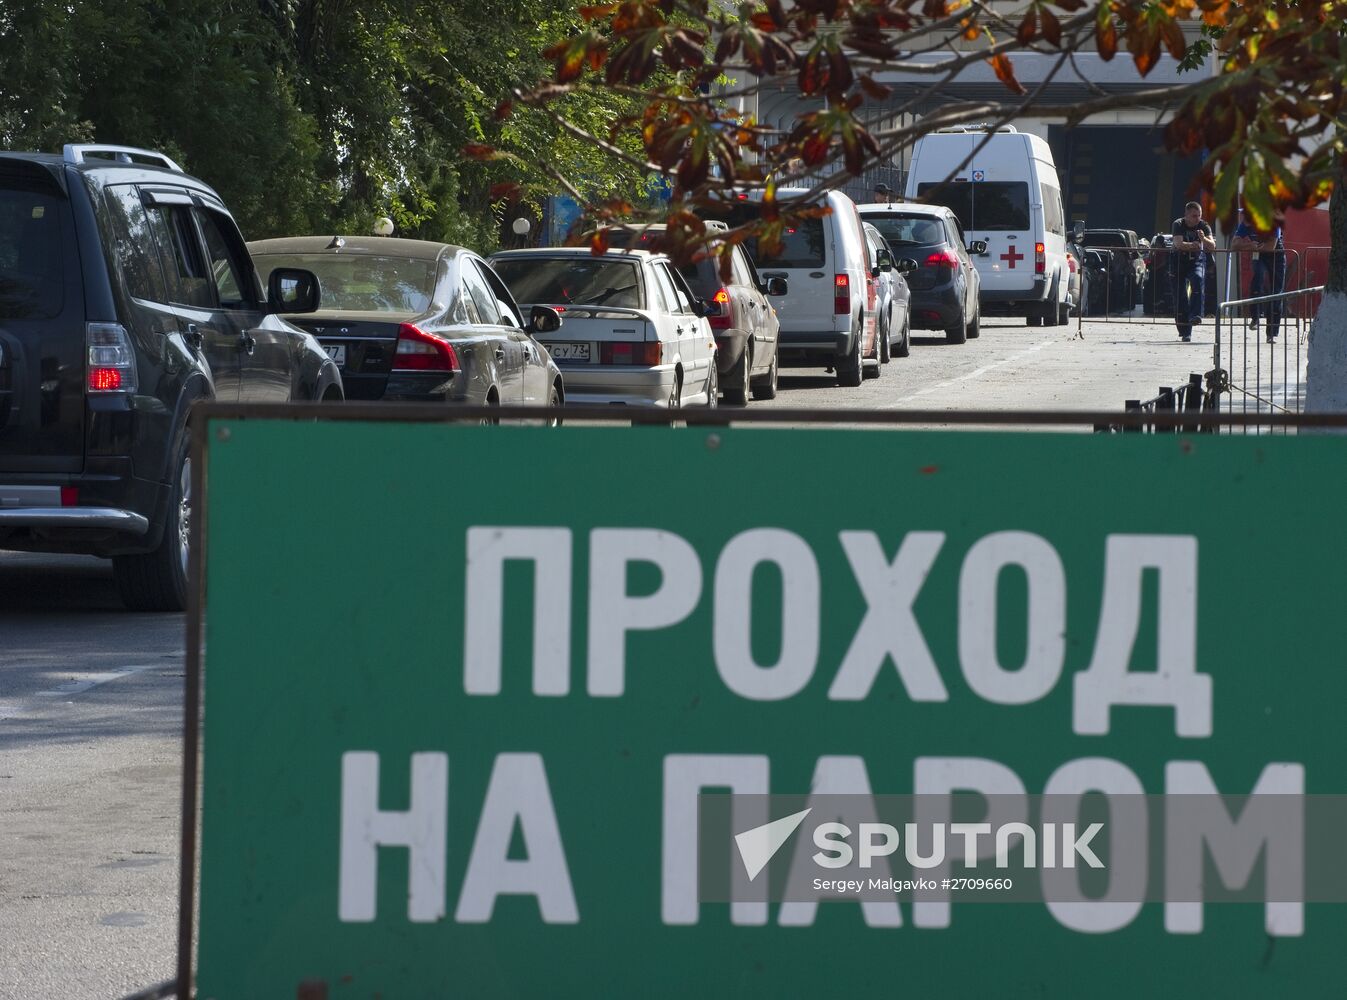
[691,298,714,318]
[968,240,988,256]
[764,276,788,296]
[528,305,562,334]
[875,248,894,273]
[267,267,320,313]
[896,258,918,274]
[1072,221,1085,242]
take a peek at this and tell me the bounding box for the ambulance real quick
[904,126,1070,326]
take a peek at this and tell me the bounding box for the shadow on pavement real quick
[0,553,123,613]
[778,373,840,390]
[0,664,185,749]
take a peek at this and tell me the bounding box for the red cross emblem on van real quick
[1000,246,1024,268]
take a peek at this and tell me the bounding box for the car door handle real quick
[495,347,506,362]
[238,332,256,355]
[184,323,202,351]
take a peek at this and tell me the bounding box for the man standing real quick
[1231,207,1287,343]
[873,182,893,204]
[1170,201,1215,342]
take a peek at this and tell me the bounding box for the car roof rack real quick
[933,124,1018,134]
[62,144,184,173]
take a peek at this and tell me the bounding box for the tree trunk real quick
[1304,146,1347,417]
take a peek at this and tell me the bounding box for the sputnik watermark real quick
[702,793,1320,908]
[736,812,1102,881]
[734,808,813,881]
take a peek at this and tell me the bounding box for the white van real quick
[721,188,879,386]
[904,126,1070,326]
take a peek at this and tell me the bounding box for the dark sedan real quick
[248,236,564,411]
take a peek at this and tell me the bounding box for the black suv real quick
[1081,228,1148,313]
[0,145,339,611]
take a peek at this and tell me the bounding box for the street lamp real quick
[372,217,394,237]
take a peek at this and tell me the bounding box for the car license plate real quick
[549,342,591,362]
[324,345,346,367]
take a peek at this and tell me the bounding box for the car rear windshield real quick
[916,181,1030,232]
[1084,231,1133,247]
[491,257,642,309]
[252,253,437,313]
[716,205,825,268]
[675,260,719,298]
[0,182,65,320]
[862,214,947,247]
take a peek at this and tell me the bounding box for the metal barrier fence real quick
[1072,244,1151,320]
[1094,369,1228,433]
[1073,245,1307,326]
[1214,284,1321,432]
[1088,239,1320,433]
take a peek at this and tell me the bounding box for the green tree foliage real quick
[0,0,642,245]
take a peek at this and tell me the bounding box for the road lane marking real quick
[891,339,1055,404]
[0,665,159,722]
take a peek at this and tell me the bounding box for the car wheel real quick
[945,311,967,345]
[837,325,863,386]
[751,347,778,400]
[895,317,911,358]
[546,383,563,427]
[967,310,981,339]
[113,433,191,612]
[480,392,500,426]
[880,314,891,364]
[705,360,719,408]
[725,345,750,406]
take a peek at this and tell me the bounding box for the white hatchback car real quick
[490,248,718,409]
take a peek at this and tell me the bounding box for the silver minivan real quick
[721,188,879,387]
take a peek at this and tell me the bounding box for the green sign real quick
[197,419,1345,997]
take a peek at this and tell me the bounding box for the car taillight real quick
[925,251,959,268]
[60,487,78,507]
[834,274,850,315]
[394,323,459,371]
[86,322,138,395]
[1035,241,1046,275]
[708,288,732,330]
[600,342,663,366]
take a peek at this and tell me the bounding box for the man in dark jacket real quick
[1170,201,1215,342]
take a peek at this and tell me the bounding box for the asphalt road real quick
[0,553,184,999]
[0,314,1297,998]
[755,314,1231,418]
